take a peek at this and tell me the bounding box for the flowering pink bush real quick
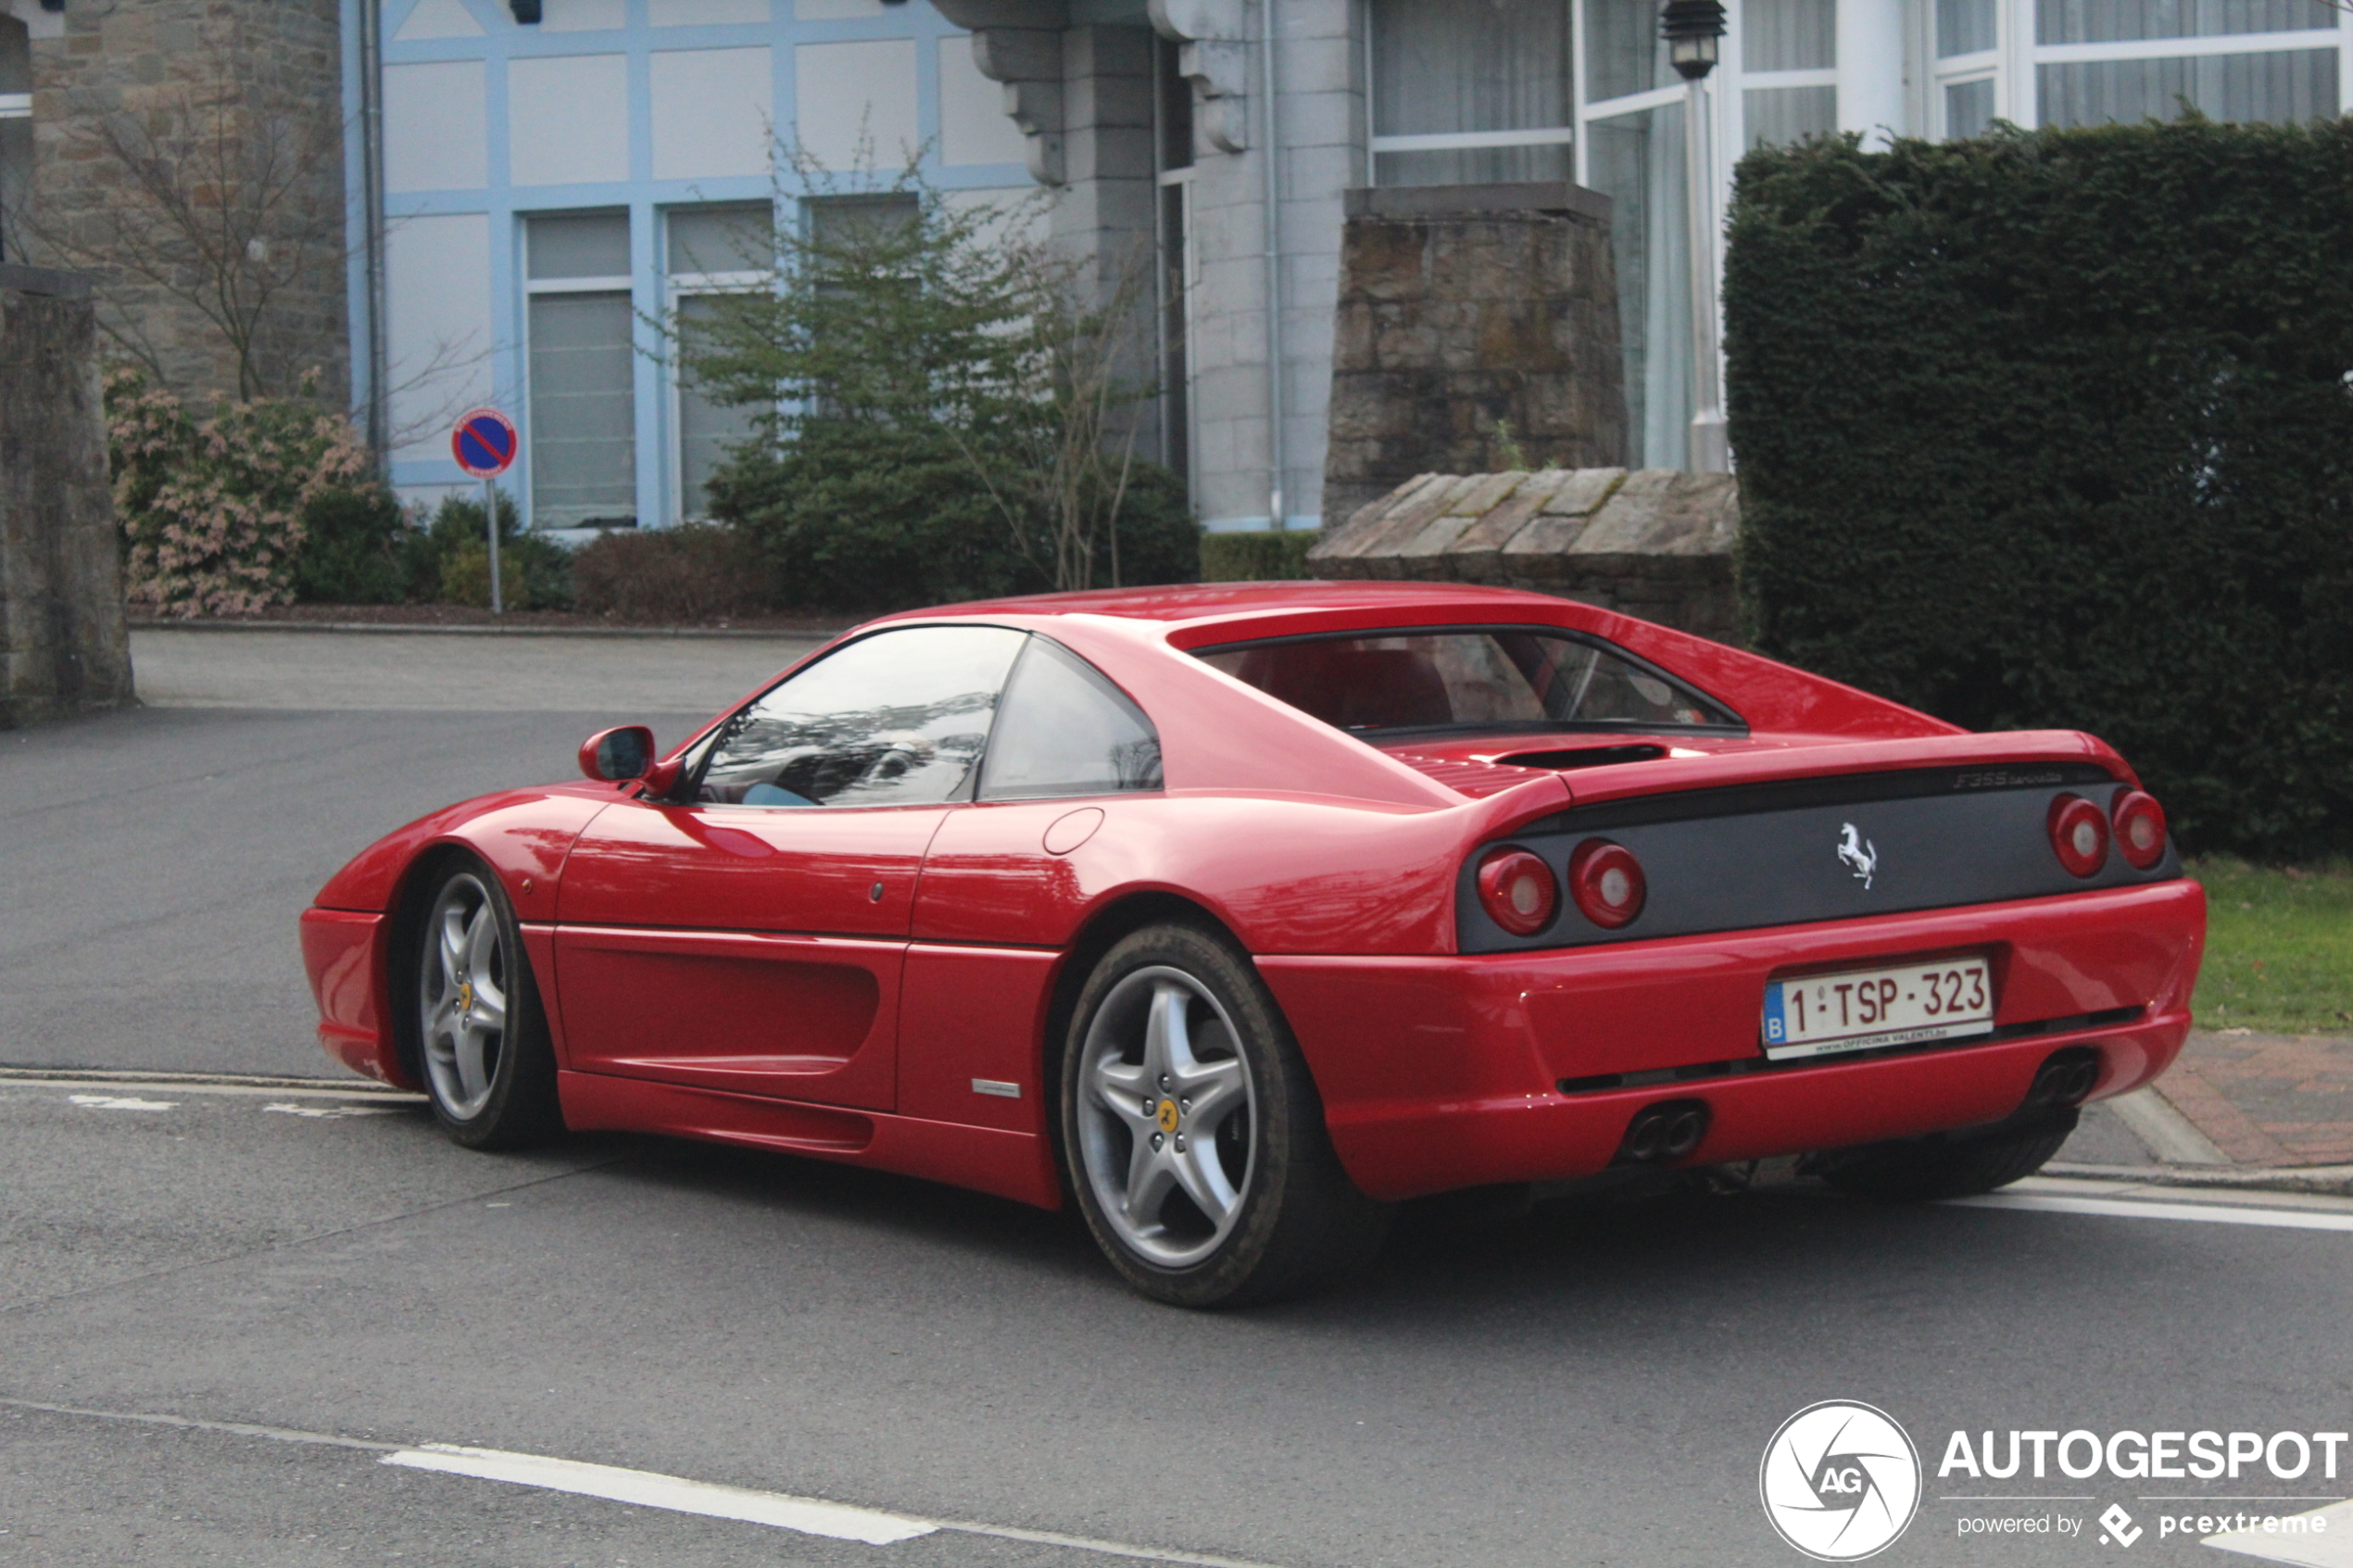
[108,370,375,618]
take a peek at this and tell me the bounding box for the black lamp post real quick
[1659,0,1730,471]
[1659,0,1728,81]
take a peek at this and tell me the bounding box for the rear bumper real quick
[1261,878,2205,1200]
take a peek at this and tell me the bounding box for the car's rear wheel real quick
[414,859,562,1149]
[1816,1113,2077,1201]
[1060,923,1389,1307]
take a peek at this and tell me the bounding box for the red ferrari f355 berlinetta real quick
[301,582,2205,1305]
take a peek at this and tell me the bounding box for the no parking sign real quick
[451,407,518,478]
[450,407,519,612]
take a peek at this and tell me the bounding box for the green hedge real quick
[1201,529,1319,583]
[1725,119,2353,858]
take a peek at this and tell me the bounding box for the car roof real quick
[867,579,1607,633]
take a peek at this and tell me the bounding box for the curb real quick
[2044,1160,2353,1198]
[0,1065,413,1096]
[127,620,841,641]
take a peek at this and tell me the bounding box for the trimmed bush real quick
[1200,529,1319,583]
[408,492,573,610]
[1726,119,2353,858]
[708,421,1198,612]
[293,486,409,605]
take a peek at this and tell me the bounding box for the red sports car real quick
[300,583,2204,1305]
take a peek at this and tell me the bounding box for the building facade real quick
[9,0,2351,533]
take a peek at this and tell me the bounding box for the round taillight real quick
[2047,793,2109,878]
[2112,788,2167,871]
[1476,847,1558,936]
[1568,838,1647,929]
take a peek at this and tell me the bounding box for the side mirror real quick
[580,725,655,782]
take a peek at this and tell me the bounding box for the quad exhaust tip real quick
[1616,1098,1711,1166]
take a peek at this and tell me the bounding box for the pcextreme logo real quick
[1761,1400,1923,1562]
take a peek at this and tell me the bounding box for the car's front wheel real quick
[412,858,562,1149]
[1060,922,1388,1307]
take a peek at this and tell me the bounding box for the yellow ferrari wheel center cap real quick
[1155,1098,1180,1134]
[456,981,474,1013]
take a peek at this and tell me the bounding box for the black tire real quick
[1059,922,1390,1308]
[409,856,563,1150]
[1818,1113,2077,1201]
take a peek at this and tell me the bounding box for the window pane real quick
[1744,0,1835,71]
[1375,144,1574,187]
[527,210,630,282]
[1745,85,1837,147]
[1370,0,1570,138]
[675,294,761,520]
[667,203,772,276]
[1582,105,1688,470]
[1944,77,1997,136]
[699,627,1028,808]
[2036,48,2338,127]
[1585,0,1671,104]
[1198,631,1740,734]
[804,193,920,250]
[1938,0,1998,56]
[979,638,1164,800]
[528,293,636,527]
[2037,0,2336,44]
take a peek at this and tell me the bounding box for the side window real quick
[978,638,1164,801]
[698,626,1027,808]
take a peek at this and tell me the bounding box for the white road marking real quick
[383,1445,937,1545]
[2205,1499,2353,1566]
[1949,1193,2353,1233]
[2,1399,1288,1567]
[4,1073,421,1104]
[67,1094,178,1111]
[261,1102,401,1120]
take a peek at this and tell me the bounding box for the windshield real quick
[1196,628,1743,736]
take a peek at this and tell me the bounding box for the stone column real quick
[1322,182,1629,528]
[0,265,133,727]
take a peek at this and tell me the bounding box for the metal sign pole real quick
[484,474,503,615]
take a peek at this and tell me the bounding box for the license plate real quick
[1761,959,1994,1061]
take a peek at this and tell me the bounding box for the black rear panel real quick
[1458,763,2183,953]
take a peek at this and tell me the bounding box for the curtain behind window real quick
[528,295,637,528]
[2037,47,2337,125]
[1371,0,1572,186]
[1583,105,1690,469]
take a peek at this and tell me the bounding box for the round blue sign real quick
[451,408,519,478]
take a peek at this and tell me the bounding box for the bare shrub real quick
[570,525,768,624]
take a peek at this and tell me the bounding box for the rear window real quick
[1197,628,1743,736]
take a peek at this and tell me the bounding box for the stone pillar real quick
[1322,182,1629,529]
[0,265,133,727]
[1837,0,1908,149]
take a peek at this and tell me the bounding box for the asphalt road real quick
[2,630,2347,1568]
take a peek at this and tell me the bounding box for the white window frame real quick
[2007,0,2353,129]
[662,264,766,525]
[1365,0,1579,186]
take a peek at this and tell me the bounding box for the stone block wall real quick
[1308,467,1739,643]
[0,267,132,726]
[22,0,347,406]
[1322,182,1629,528]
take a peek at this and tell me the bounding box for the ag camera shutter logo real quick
[1760,1400,1922,1561]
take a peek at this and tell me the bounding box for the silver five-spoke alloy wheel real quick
[419,872,509,1121]
[1075,965,1257,1267]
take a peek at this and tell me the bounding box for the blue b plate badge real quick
[1762,959,1994,1061]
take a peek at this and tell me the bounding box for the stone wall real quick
[1307,467,1739,643]
[22,0,347,406]
[1322,182,1628,528]
[0,267,132,726]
